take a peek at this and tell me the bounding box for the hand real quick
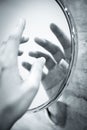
[22,23,71,98]
[0,19,45,130]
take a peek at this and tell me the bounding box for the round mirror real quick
[0,0,77,112]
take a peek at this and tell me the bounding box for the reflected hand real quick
[0,19,45,130]
[22,23,71,97]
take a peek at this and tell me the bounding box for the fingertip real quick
[50,23,56,30]
[50,23,54,27]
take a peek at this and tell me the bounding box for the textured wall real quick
[60,0,87,129]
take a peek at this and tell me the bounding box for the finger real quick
[20,36,29,44]
[50,23,71,50]
[22,61,46,80]
[29,51,56,70]
[21,57,46,94]
[35,38,64,56]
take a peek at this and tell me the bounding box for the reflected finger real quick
[50,23,71,61]
[50,23,71,49]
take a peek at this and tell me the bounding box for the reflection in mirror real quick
[0,0,72,110]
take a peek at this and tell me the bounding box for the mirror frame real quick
[28,0,78,112]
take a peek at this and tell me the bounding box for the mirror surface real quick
[0,0,76,111]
